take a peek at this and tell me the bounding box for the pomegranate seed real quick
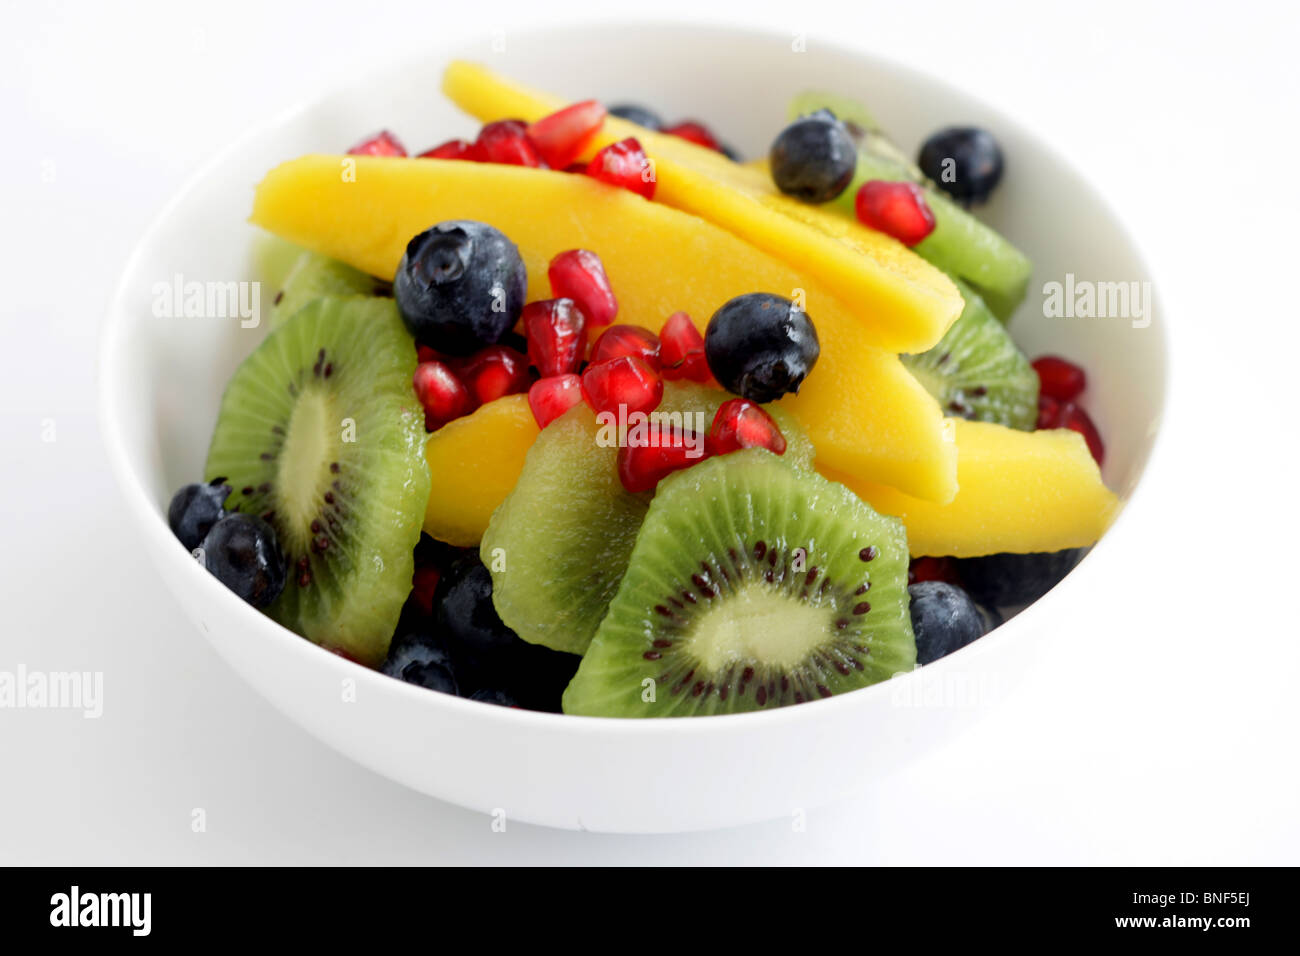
[617,422,709,493]
[347,130,407,157]
[476,119,546,167]
[663,120,720,151]
[417,138,482,161]
[659,311,711,382]
[410,565,441,616]
[458,345,531,406]
[590,324,661,370]
[527,374,585,428]
[1033,355,1087,402]
[526,100,607,169]
[1057,402,1105,466]
[522,298,587,378]
[548,249,618,327]
[707,398,786,456]
[586,138,655,199]
[907,556,960,586]
[581,355,663,417]
[416,345,440,364]
[1036,394,1061,431]
[413,360,473,429]
[855,180,936,246]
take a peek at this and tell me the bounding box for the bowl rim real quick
[98,17,1170,737]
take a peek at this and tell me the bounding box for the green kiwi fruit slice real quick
[204,296,429,664]
[902,276,1038,430]
[482,382,814,656]
[562,449,915,717]
[268,249,387,330]
[787,92,1032,320]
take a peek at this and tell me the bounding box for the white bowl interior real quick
[101,23,1166,832]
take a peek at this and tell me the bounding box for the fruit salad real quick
[166,62,1117,717]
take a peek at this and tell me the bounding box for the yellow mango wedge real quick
[251,155,958,502]
[442,60,962,355]
[422,395,539,546]
[823,420,1119,557]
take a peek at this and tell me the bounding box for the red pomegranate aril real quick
[347,130,407,157]
[855,180,936,246]
[659,311,711,382]
[617,423,709,493]
[476,119,546,167]
[527,374,584,429]
[413,360,473,429]
[458,345,531,405]
[1032,355,1087,402]
[523,298,587,378]
[590,324,662,370]
[907,557,960,586]
[1036,394,1061,430]
[526,100,607,170]
[707,398,787,457]
[548,248,618,327]
[663,120,720,151]
[586,138,655,199]
[418,138,482,161]
[581,355,663,417]
[1057,402,1105,466]
[410,565,441,616]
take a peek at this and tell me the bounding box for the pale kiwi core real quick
[277,386,339,547]
[684,583,835,671]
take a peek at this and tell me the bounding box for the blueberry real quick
[719,142,743,162]
[394,220,527,356]
[434,553,581,712]
[955,549,1082,607]
[468,688,519,707]
[200,513,286,608]
[607,103,664,130]
[917,127,1004,205]
[436,554,519,656]
[769,110,857,203]
[908,581,988,665]
[704,293,820,403]
[168,479,230,552]
[382,632,458,695]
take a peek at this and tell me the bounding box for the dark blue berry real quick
[468,688,519,707]
[436,554,519,656]
[200,513,286,608]
[955,549,1082,607]
[908,581,988,665]
[719,142,742,162]
[607,103,663,130]
[704,293,820,403]
[917,127,1004,205]
[168,479,230,551]
[769,110,857,203]
[394,220,527,356]
[382,632,458,695]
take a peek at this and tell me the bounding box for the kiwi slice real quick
[562,449,914,717]
[268,249,387,330]
[787,92,1032,320]
[204,296,430,665]
[482,382,814,656]
[902,277,1038,430]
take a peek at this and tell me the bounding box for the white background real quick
[2,0,1298,863]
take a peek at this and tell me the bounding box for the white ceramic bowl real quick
[100,22,1167,832]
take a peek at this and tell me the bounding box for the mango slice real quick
[441,61,962,355]
[822,420,1119,557]
[423,395,538,546]
[251,155,958,502]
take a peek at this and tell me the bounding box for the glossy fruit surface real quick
[200,513,286,609]
[707,398,786,456]
[547,248,618,326]
[523,297,586,377]
[526,100,606,169]
[347,130,406,157]
[581,355,663,417]
[586,137,655,199]
[168,479,230,552]
[589,324,661,370]
[475,119,544,167]
[855,180,936,246]
[907,581,988,664]
[769,110,857,202]
[917,127,1004,205]
[394,220,527,356]
[527,374,584,428]
[704,293,819,402]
